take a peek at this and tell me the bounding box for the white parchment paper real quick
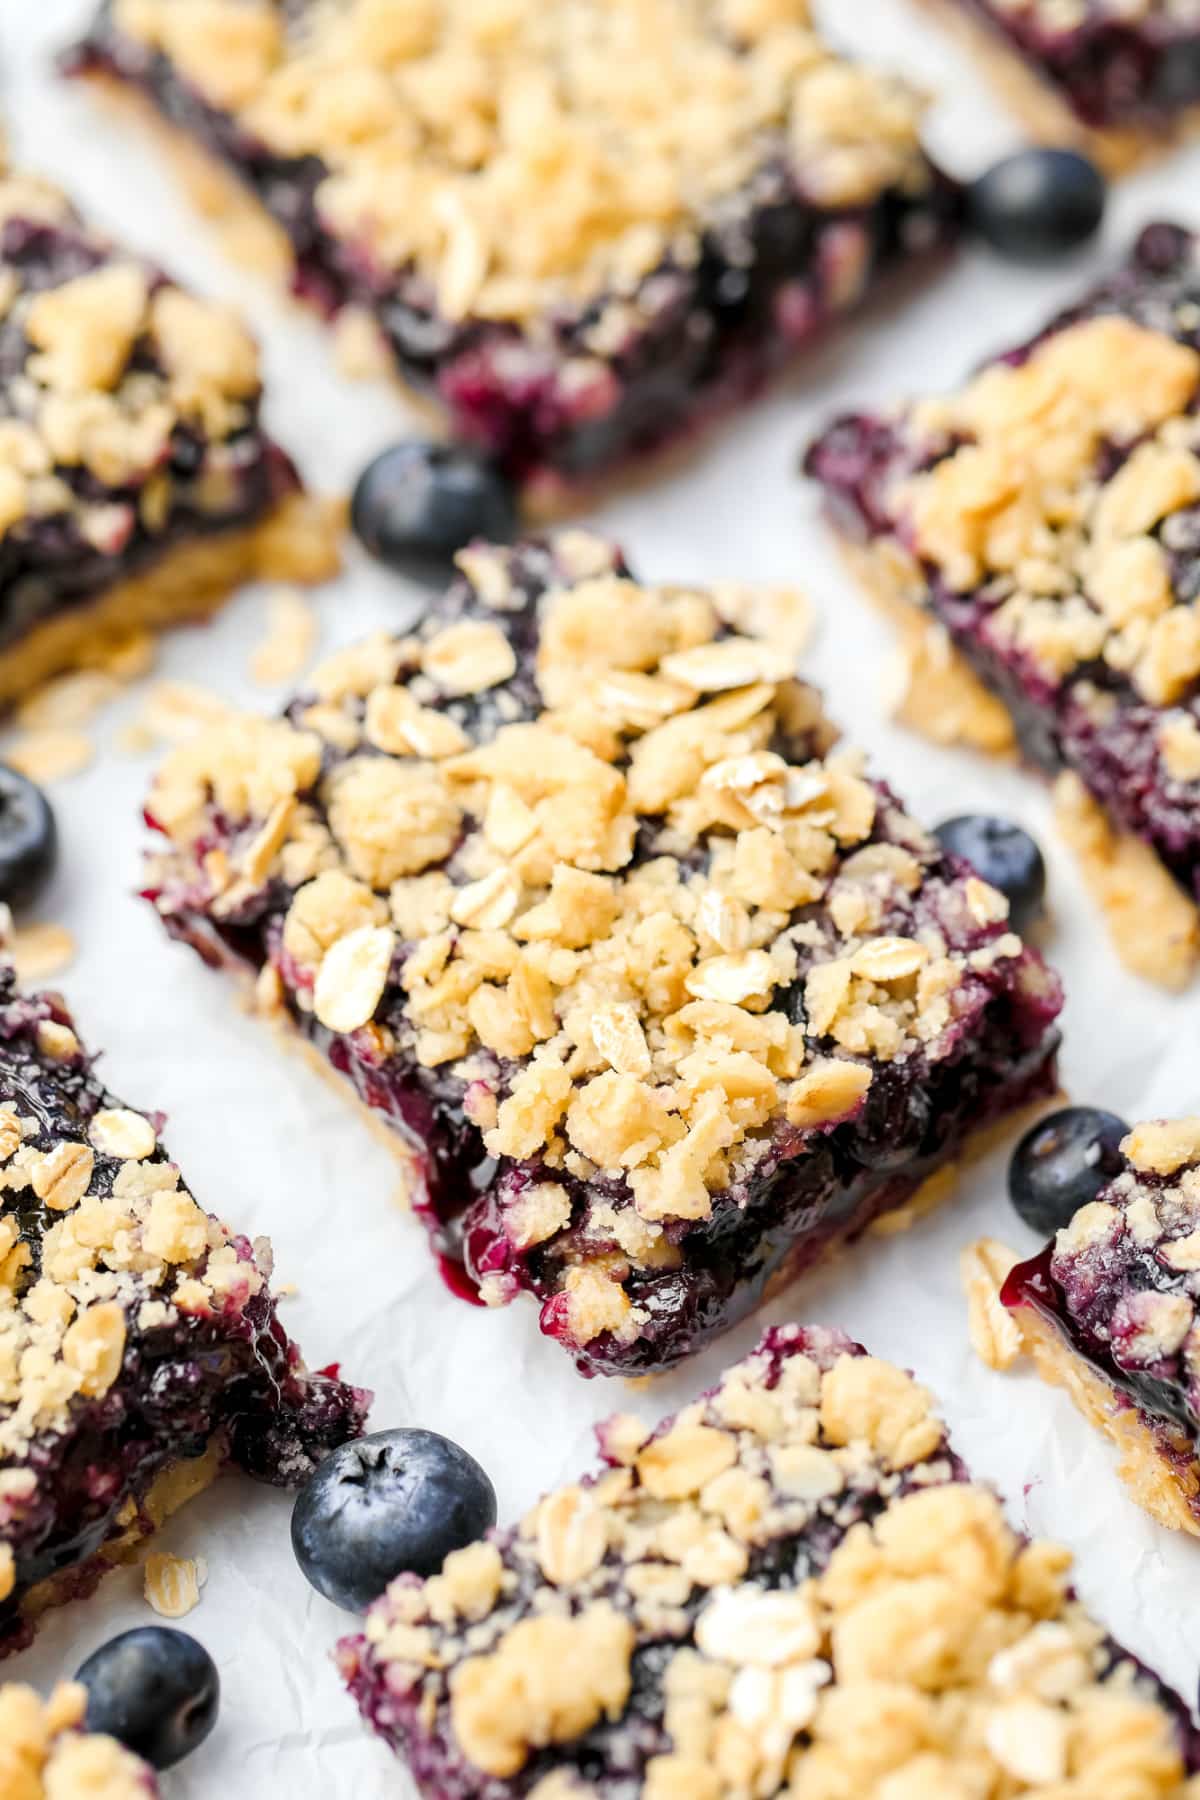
[4,3,1200,1793]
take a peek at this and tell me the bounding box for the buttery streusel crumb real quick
[0,1681,157,1797]
[143,532,1062,1375]
[339,1325,1200,1795]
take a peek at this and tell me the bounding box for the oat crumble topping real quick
[105,0,932,329]
[0,1680,155,1798]
[339,1325,1198,1797]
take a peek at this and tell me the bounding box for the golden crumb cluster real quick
[0,1004,263,1484]
[113,0,931,326]
[146,533,1025,1332]
[1047,1117,1200,1366]
[357,1333,1194,1798]
[0,154,261,543]
[0,1681,153,1799]
[900,316,1200,735]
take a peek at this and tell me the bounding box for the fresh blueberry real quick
[969,149,1106,262]
[350,442,518,581]
[934,814,1046,933]
[291,1427,497,1613]
[1008,1105,1129,1238]
[76,1627,218,1771]
[0,763,56,909]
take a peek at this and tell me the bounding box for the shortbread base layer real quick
[6,1438,222,1657]
[0,492,341,707]
[835,536,1200,991]
[917,0,1200,174]
[1007,1299,1200,1538]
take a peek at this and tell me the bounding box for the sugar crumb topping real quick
[0,1680,153,1797]
[145,535,1036,1289]
[352,1328,1192,1796]
[114,0,933,327]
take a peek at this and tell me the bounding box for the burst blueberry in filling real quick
[140,530,1061,1377]
[337,1325,1200,1796]
[67,0,961,507]
[806,223,1200,986]
[928,0,1200,166]
[0,152,337,707]
[1002,1117,1200,1539]
[0,964,368,1656]
[0,1681,159,1796]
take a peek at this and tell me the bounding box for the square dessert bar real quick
[1002,1117,1200,1541]
[70,1,961,508]
[925,1,1200,171]
[0,153,337,705]
[0,963,367,1655]
[807,223,1200,985]
[0,1682,156,1797]
[339,1324,1200,1797]
[142,531,1062,1377]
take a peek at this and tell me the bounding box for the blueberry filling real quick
[952,0,1200,131]
[68,7,962,493]
[0,968,368,1654]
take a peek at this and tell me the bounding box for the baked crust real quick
[339,1325,1200,1796]
[0,491,341,707]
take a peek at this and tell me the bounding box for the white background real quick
[5,3,1200,1793]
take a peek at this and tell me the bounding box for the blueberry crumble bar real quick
[0,963,368,1655]
[923,0,1200,172]
[807,223,1200,988]
[338,1324,1200,1797]
[995,1118,1200,1539]
[141,531,1062,1376]
[69,0,961,510]
[0,151,338,706]
[1,1680,156,1796]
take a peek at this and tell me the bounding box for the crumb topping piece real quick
[900,314,1200,707]
[146,533,1029,1270]
[112,0,933,326]
[349,1326,1193,1797]
[0,1680,154,1798]
[0,140,263,546]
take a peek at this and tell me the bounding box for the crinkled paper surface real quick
[4,3,1200,1793]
